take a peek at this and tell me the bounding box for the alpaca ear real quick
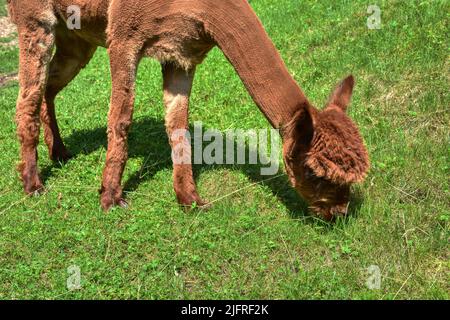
[327,75,355,112]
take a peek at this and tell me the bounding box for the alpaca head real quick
[282,75,370,221]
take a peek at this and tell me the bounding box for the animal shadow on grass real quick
[40,117,364,223]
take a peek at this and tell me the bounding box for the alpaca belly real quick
[53,0,109,47]
[141,14,214,70]
[143,37,213,70]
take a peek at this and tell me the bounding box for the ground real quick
[0,0,448,299]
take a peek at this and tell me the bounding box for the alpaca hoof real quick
[178,194,210,211]
[32,187,46,197]
[100,194,114,211]
[118,198,129,209]
[196,199,211,210]
[24,182,45,197]
[51,148,72,163]
[100,192,128,211]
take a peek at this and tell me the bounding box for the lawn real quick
[0,0,448,299]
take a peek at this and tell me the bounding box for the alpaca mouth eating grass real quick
[282,75,369,220]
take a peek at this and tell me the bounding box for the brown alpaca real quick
[8,0,369,220]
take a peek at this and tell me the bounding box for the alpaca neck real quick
[205,1,310,129]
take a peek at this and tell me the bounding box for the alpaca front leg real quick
[16,19,55,195]
[100,43,138,210]
[162,64,206,208]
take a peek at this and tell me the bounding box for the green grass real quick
[0,0,448,299]
[0,0,6,17]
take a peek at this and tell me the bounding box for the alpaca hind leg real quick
[162,63,207,208]
[41,33,97,162]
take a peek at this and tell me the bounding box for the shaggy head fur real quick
[283,76,370,221]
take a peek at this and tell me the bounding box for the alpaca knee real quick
[16,96,43,146]
[108,118,132,145]
[16,115,40,147]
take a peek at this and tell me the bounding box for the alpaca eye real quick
[304,169,315,179]
[315,180,323,190]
